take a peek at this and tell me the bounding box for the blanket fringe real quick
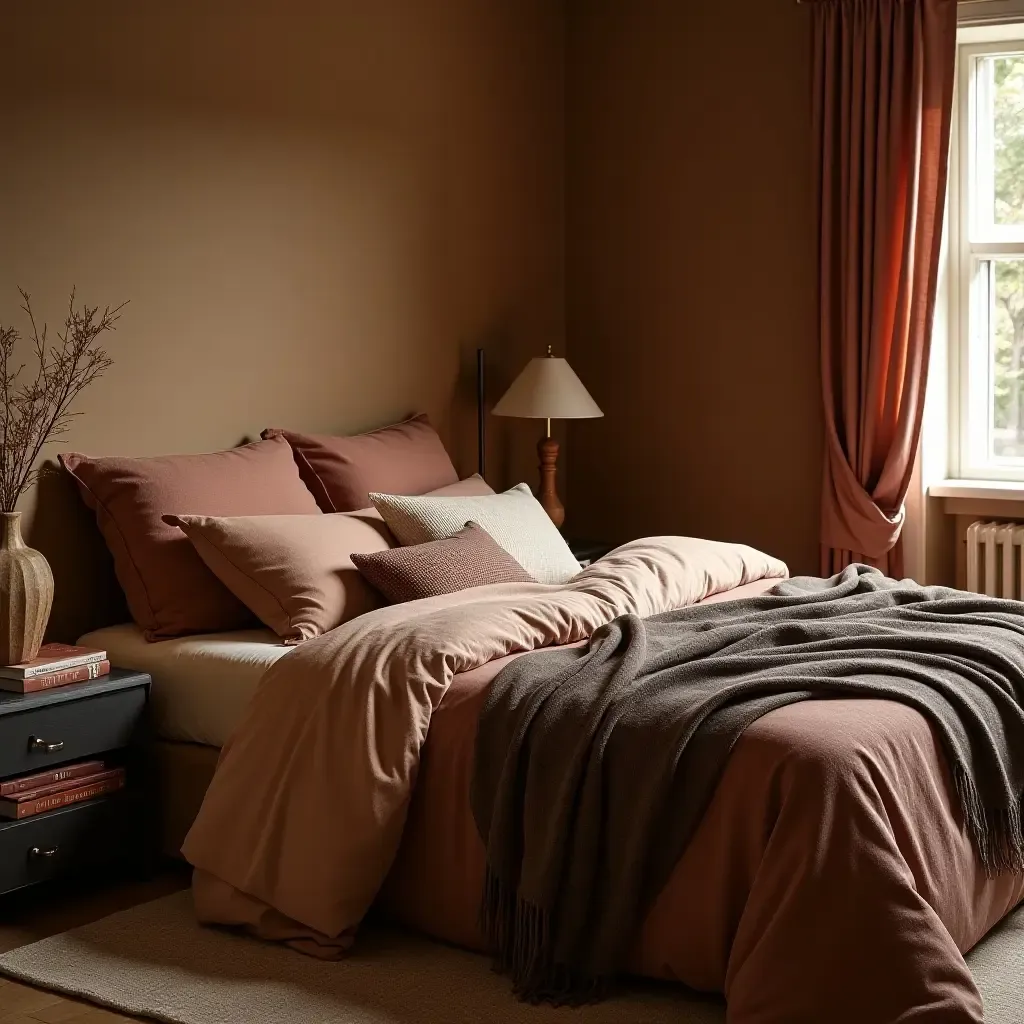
[480,865,608,1005]
[953,765,1024,876]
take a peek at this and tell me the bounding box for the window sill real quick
[929,479,1024,502]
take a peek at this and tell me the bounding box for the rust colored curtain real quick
[816,0,956,578]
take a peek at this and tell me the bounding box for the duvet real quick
[182,537,1024,1023]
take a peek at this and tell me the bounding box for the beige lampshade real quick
[492,352,603,420]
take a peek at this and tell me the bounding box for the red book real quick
[7,767,118,801]
[0,643,107,681]
[0,760,106,797]
[0,768,126,819]
[0,660,111,694]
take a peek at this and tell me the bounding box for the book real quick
[0,759,106,797]
[0,660,111,693]
[0,767,126,819]
[0,643,107,681]
[4,767,119,802]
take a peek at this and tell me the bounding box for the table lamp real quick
[492,346,603,528]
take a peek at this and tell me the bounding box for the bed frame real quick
[153,740,220,857]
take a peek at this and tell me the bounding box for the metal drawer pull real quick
[28,737,64,754]
[29,846,59,859]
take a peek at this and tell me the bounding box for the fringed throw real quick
[471,566,1024,1004]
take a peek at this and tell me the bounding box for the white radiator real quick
[965,521,1024,598]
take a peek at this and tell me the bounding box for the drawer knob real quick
[29,846,59,859]
[28,737,64,754]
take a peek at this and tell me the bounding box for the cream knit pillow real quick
[369,483,581,585]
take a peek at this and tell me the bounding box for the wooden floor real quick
[0,866,190,1024]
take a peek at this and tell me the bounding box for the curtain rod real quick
[797,0,991,4]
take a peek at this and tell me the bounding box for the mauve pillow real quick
[352,522,535,604]
[262,414,459,513]
[165,511,393,644]
[59,435,321,641]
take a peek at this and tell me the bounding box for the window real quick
[954,38,1024,478]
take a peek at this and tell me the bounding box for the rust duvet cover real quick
[183,538,1024,1023]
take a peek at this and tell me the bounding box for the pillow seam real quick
[61,462,161,633]
[293,447,338,514]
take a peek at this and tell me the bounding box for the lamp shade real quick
[492,353,603,420]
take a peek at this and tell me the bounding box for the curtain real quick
[815,0,957,578]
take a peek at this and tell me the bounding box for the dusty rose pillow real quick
[351,522,535,604]
[351,474,496,529]
[422,474,494,498]
[59,435,321,640]
[165,511,393,644]
[262,414,459,513]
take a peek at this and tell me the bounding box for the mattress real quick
[78,623,291,747]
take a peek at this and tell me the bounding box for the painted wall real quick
[0,0,564,639]
[566,0,822,575]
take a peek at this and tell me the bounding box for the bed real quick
[59,419,1024,1022]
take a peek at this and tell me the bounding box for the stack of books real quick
[0,761,126,819]
[0,643,109,694]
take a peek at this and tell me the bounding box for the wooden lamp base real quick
[537,434,564,529]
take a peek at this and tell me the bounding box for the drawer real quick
[0,686,147,780]
[0,796,135,894]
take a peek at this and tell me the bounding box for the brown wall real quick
[565,0,822,576]
[0,0,564,640]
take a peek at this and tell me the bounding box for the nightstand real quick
[0,670,153,897]
[568,539,617,568]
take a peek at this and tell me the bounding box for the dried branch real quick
[0,289,124,511]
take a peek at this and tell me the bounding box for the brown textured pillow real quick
[351,522,536,604]
[165,511,393,644]
[59,435,321,640]
[262,414,459,513]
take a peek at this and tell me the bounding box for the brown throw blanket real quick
[470,565,1024,1004]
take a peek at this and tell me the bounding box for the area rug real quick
[0,891,1021,1024]
[0,891,720,1023]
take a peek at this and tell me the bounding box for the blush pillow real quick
[59,435,321,640]
[369,483,581,586]
[422,474,494,498]
[351,522,535,603]
[262,414,459,513]
[165,511,393,644]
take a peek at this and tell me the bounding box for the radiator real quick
[965,521,1024,598]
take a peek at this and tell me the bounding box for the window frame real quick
[953,37,1024,480]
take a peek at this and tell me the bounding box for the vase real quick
[0,512,53,665]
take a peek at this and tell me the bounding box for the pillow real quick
[262,414,459,513]
[351,475,495,526]
[165,512,393,644]
[369,483,581,585]
[423,474,494,498]
[352,522,535,604]
[59,435,321,640]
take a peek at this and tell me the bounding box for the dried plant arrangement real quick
[0,288,124,512]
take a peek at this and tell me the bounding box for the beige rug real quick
[0,891,1021,1023]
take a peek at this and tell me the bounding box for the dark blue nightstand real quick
[0,669,152,897]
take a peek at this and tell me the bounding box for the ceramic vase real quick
[0,511,53,665]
